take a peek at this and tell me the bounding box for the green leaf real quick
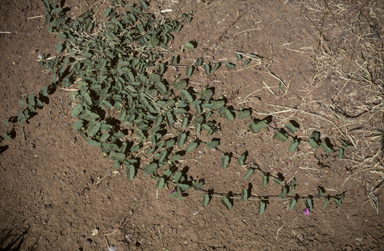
[73,120,83,132]
[56,32,66,39]
[220,197,232,209]
[100,133,110,142]
[332,198,343,207]
[181,117,188,129]
[235,52,242,61]
[169,154,181,162]
[273,131,288,142]
[177,133,187,146]
[307,198,313,211]
[204,64,210,75]
[309,131,320,141]
[55,41,63,53]
[125,165,135,180]
[338,148,344,159]
[139,0,148,10]
[262,175,268,187]
[320,143,332,154]
[184,42,195,50]
[51,8,63,15]
[240,189,248,202]
[40,85,49,97]
[222,109,234,122]
[186,67,193,78]
[308,138,318,150]
[287,186,296,196]
[88,122,101,137]
[237,153,245,165]
[273,178,282,185]
[159,150,167,163]
[323,198,329,208]
[243,168,253,180]
[143,163,158,175]
[288,138,299,152]
[211,100,225,110]
[166,112,174,125]
[178,184,190,191]
[193,180,204,191]
[202,194,210,207]
[207,140,219,149]
[163,169,172,178]
[18,99,26,106]
[174,79,187,90]
[317,188,324,198]
[279,186,288,199]
[110,152,125,161]
[165,138,175,148]
[236,110,250,119]
[155,115,163,127]
[28,94,35,108]
[211,63,220,72]
[199,89,213,100]
[288,198,297,211]
[221,154,230,169]
[85,139,101,147]
[83,110,100,121]
[81,52,92,58]
[101,100,112,109]
[285,123,297,133]
[225,62,235,69]
[156,178,165,190]
[83,92,92,105]
[2,133,11,141]
[194,58,203,66]
[180,90,193,102]
[243,59,251,66]
[2,119,8,126]
[71,103,83,118]
[104,8,112,17]
[259,201,266,215]
[186,141,198,152]
[174,108,187,115]
[173,172,182,182]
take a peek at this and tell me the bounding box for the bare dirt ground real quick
[0,0,383,250]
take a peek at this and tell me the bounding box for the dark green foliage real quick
[0,0,348,214]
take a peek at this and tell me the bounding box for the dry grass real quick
[297,0,384,211]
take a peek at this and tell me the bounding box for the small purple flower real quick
[303,207,310,215]
[170,190,175,194]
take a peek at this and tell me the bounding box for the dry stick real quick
[276,224,284,240]
[27,15,43,20]
[21,125,26,141]
[59,87,80,92]
[103,217,127,248]
[344,147,383,184]
[158,226,164,247]
[0,31,11,34]
[233,26,262,36]
[266,103,346,138]
[96,172,112,185]
[262,81,279,99]
[216,10,248,41]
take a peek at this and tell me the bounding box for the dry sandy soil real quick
[0,0,383,250]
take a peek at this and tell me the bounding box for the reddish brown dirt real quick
[0,0,383,250]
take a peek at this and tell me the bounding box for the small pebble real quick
[85,239,92,245]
